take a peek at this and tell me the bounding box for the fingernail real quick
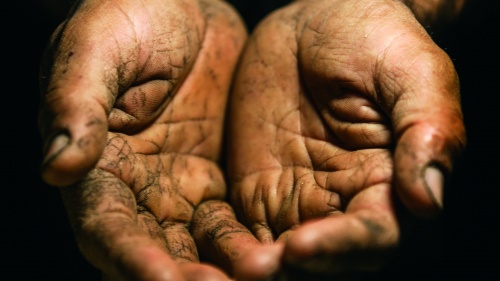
[423,166,444,209]
[42,133,70,168]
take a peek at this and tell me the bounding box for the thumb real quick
[38,22,115,187]
[394,115,465,218]
[379,42,466,218]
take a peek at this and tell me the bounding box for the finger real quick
[38,8,119,187]
[137,213,201,264]
[180,263,233,281]
[314,92,393,150]
[137,207,231,281]
[377,26,466,218]
[282,184,401,275]
[234,244,285,281]
[230,168,339,240]
[191,200,279,278]
[61,169,186,281]
[38,0,203,187]
[102,263,233,281]
[162,222,200,263]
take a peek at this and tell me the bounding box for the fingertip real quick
[395,172,443,220]
[41,132,70,168]
[393,121,458,219]
[423,165,444,210]
[234,244,284,281]
[395,159,444,219]
[282,223,321,264]
[40,129,106,187]
[180,263,232,281]
[398,165,444,219]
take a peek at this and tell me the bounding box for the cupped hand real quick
[193,0,466,279]
[38,0,247,279]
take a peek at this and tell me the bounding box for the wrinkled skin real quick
[193,0,466,280]
[38,0,466,280]
[38,0,247,280]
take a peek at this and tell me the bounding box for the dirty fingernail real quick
[42,133,70,168]
[424,166,444,209]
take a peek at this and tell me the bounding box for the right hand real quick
[38,0,247,279]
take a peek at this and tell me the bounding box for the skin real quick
[38,0,466,280]
[400,0,466,30]
[193,0,466,280]
[38,0,247,279]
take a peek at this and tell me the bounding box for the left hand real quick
[192,0,466,279]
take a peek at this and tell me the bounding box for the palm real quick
[230,0,401,244]
[39,0,246,279]
[226,0,463,277]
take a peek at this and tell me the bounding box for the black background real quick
[4,0,499,279]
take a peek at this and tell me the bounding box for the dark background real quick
[4,0,499,279]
